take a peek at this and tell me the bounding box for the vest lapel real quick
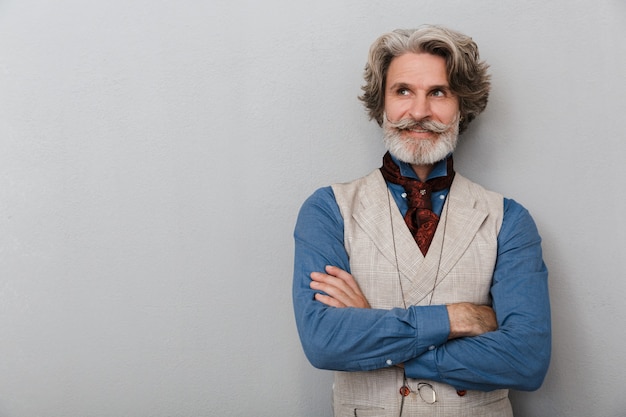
[420,174,490,304]
[350,170,422,271]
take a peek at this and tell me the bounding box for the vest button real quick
[456,390,467,397]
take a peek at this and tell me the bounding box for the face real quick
[383,53,461,166]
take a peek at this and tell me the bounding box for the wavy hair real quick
[359,25,491,134]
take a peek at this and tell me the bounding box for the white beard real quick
[382,113,460,166]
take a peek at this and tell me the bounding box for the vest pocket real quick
[337,406,386,417]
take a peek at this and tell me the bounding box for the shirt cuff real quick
[402,305,449,378]
[411,304,449,355]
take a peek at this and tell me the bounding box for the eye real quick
[430,89,446,97]
[398,88,410,96]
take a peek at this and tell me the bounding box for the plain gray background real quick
[1,0,625,416]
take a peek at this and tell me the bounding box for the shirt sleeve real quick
[403,198,551,391]
[292,187,450,371]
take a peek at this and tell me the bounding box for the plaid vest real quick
[330,170,512,417]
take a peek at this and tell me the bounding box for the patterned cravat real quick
[379,152,455,256]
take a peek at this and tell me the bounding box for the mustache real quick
[384,114,459,134]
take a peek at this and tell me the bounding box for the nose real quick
[408,95,432,121]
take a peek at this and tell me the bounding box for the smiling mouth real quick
[402,127,436,135]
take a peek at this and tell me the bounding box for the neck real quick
[410,163,434,182]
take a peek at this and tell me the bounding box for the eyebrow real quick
[387,82,452,92]
[387,82,410,91]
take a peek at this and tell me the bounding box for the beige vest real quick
[330,170,512,417]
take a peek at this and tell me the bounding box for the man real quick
[293,25,551,416]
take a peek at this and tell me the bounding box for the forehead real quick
[386,53,449,88]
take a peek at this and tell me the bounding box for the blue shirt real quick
[292,156,551,391]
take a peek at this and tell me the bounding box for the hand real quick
[310,266,371,309]
[446,302,498,340]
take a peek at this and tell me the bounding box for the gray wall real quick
[1,0,625,416]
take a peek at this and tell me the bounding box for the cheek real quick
[434,103,460,123]
[383,99,405,120]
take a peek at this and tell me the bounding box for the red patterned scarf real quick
[379,152,455,255]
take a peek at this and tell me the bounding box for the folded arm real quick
[311,265,497,339]
[403,200,551,391]
[293,187,451,371]
[293,189,550,390]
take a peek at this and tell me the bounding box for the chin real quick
[385,134,456,166]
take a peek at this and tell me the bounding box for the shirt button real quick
[401,193,407,199]
[386,359,393,366]
[428,345,435,351]
[439,195,445,200]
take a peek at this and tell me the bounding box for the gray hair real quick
[359,25,491,134]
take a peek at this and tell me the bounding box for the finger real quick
[310,278,354,305]
[314,292,346,308]
[311,271,357,298]
[310,271,333,282]
[310,270,371,308]
[324,266,363,294]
